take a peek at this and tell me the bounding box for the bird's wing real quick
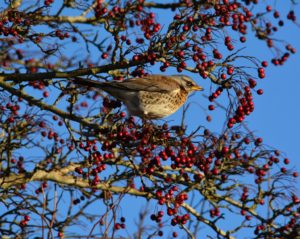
[106,75,179,92]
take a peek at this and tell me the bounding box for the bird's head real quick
[172,75,203,93]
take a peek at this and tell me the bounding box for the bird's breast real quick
[127,89,188,119]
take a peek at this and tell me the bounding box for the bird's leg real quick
[140,117,147,128]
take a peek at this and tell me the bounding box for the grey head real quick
[171,75,203,92]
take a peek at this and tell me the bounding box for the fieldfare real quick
[74,74,203,119]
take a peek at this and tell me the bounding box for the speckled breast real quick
[137,89,189,119]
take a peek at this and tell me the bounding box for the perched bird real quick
[74,74,203,119]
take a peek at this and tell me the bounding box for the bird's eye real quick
[186,81,194,87]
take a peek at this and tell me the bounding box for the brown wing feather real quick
[74,75,179,92]
[104,75,179,92]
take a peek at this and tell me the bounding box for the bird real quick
[74,74,203,119]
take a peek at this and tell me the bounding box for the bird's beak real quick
[192,85,203,91]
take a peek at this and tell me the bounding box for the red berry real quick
[208,105,215,111]
[257,89,263,95]
[101,52,108,59]
[255,137,263,146]
[43,91,49,97]
[281,167,287,173]
[261,61,268,67]
[248,78,257,88]
[240,36,246,43]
